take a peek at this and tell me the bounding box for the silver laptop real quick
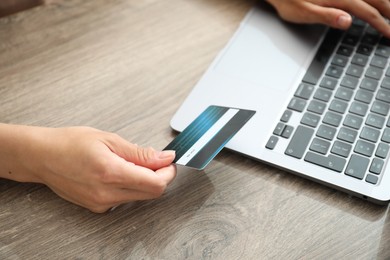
[170,2,390,204]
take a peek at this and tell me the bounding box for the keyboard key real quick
[354,140,376,157]
[376,89,390,103]
[310,138,331,154]
[343,114,363,129]
[329,99,348,114]
[332,54,349,67]
[345,154,370,179]
[304,152,346,172]
[382,128,390,143]
[366,26,380,35]
[353,18,366,26]
[337,44,354,56]
[351,53,369,66]
[376,45,390,58]
[355,89,374,104]
[314,88,332,102]
[365,66,383,80]
[341,76,359,89]
[326,65,344,78]
[357,44,373,56]
[360,126,380,143]
[335,87,354,101]
[323,111,343,127]
[371,100,390,116]
[381,76,390,90]
[273,122,285,135]
[348,23,365,36]
[365,25,380,35]
[285,125,314,159]
[266,136,279,150]
[366,174,379,184]
[281,125,294,139]
[346,64,364,78]
[280,110,292,123]
[317,124,337,140]
[376,142,389,158]
[349,101,368,116]
[365,26,380,36]
[370,158,384,174]
[331,140,352,158]
[365,113,385,129]
[301,112,321,128]
[362,34,380,46]
[337,127,358,143]
[288,97,307,112]
[295,83,315,100]
[320,77,338,90]
[360,78,378,92]
[307,100,326,115]
[370,55,387,68]
[342,34,359,46]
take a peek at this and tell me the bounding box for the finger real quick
[128,146,176,170]
[266,0,353,29]
[363,0,390,18]
[107,155,175,192]
[296,3,353,29]
[155,164,177,185]
[102,134,175,170]
[309,5,352,30]
[331,0,390,37]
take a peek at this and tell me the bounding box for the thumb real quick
[125,144,176,170]
[101,133,176,170]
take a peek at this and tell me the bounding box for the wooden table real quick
[0,0,389,258]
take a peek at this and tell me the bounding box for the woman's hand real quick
[266,0,390,38]
[0,124,176,213]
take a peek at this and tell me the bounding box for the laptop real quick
[170,2,390,204]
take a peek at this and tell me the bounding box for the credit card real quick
[164,105,256,170]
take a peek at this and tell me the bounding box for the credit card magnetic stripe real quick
[165,105,256,169]
[175,108,239,166]
[165,106,230,158]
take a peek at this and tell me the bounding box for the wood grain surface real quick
[0,0,389,259]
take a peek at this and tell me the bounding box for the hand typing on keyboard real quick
[266,0,390,38]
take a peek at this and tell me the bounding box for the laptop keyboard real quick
[266,18,390,185]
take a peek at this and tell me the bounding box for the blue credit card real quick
[164,105,256,170]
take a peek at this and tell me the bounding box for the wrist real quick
[0,124,49,183]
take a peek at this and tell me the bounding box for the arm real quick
[0,124,176,213]
[266,0,390,38]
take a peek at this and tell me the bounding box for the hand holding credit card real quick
[164,105,256,170]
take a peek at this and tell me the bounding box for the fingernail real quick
[337,15,351,29]
[158,150,175,159]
